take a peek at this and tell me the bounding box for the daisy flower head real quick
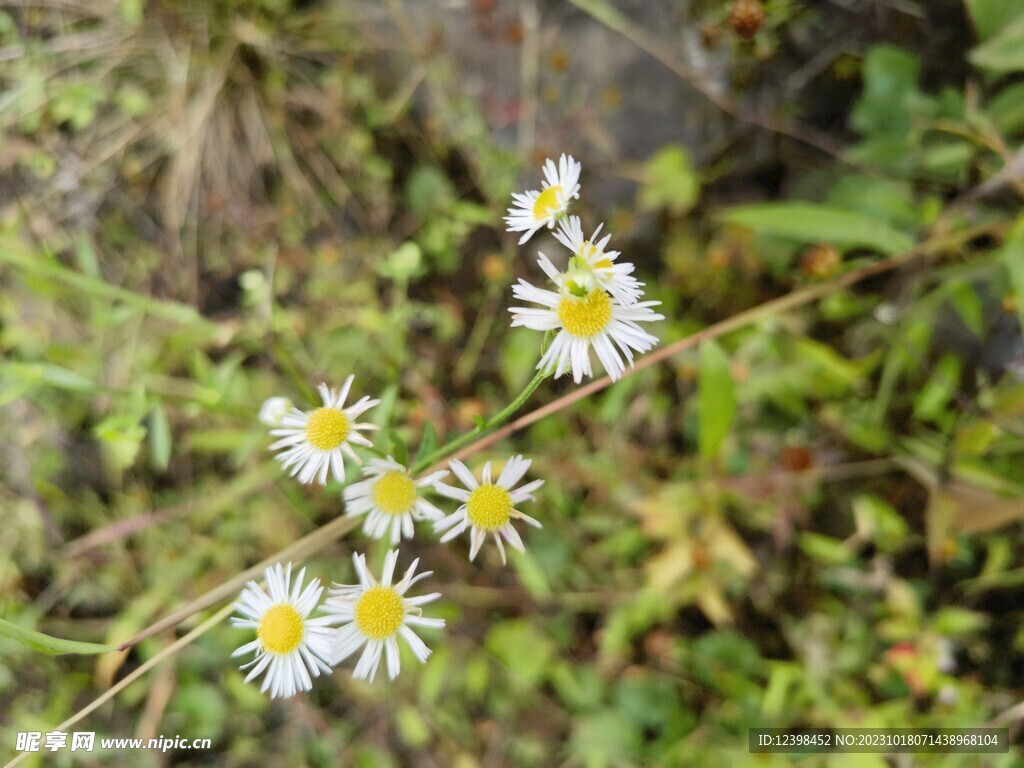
[231,562,335,699]
[433,456,543,565]
[504,154,582,244]
[324,550,444,682]
[553,215,644,305]
[343,457,449,544]
[510,255,664,384]
[268,376,381,485]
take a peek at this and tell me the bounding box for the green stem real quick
[412,367,550,474]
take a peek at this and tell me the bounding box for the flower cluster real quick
[241,379,543,698]
[231,554,443,697]
[506,154,664,383]
[234,153,652,699]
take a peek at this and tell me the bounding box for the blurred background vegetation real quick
[2,0,1024,766]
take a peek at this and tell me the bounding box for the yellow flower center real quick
[371,471,417,515]
[304,407,350,450]
[557,289,613,338]
[354,586,405,640]
[466,484,513,531]
[532,185,563,220]
[258,604,304,655]
[582,240,613,270]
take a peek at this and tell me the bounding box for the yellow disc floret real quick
[258,604,305,655]
[532,185,563,220]
[371,471,417,515]
[466,484,513,531]
[304,407,350,450]
[354,586,405,639]
[582,241,613,270]
[557,289,613,338]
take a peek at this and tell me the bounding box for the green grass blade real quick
[0,617,119,655]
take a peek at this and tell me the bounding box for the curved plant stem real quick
[117,514,362,650]
[411,367,550,474]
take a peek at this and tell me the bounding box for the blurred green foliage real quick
[2,0,1024,767]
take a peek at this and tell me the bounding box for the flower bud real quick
[259,396,293,427]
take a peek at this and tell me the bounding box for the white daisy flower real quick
[230,562,336,699]
[504,154,582,244]
[433,456,543,564]
[343,457,449,544]
[509,256,664,384]
[324,550,444,682]
[268,376,381,485]
[258,396,293,427]
[553,215,644,305]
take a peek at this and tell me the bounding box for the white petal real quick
[448,459,479,490]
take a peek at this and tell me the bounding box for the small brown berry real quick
[728,0,765,39]
[800,244,841,279]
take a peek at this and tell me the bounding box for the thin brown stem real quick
[424,220,1006,472]
[116,514,361,650]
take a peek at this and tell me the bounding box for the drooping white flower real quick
[324,550,444,682]
[343,457,448,544]
[504,154,582,244]
[433,456,542,564]
[230,562,336,699]
[268,376,380,485]
[510,255,664,384]
[553,215,644,305]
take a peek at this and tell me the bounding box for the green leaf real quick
[798,532,854,565]
[718,202,914,255]
[485,620,554,687]
[955,419,1000,456]
[947,280,985,337]
[415,421,438,467]
[0,617,118,655]
[1001,217,1024,333]
[850,46,927,138]
[826,175,921,231]
[148,403,172,472]
[985,82,1024,135]
[970,15,1024,74]
[852,494,909,552]
[913,353,962,422]
[120,0,144,25]
[395,705,431,747]
[405,165,455,218]
[94,413,147,471]
[698,339,736,458]
[637,145,700,215]
[388,429,409,466]
[0,237,218,331]
[932,607,989,637]
[377,241,423,282]
[1,362,96,396]
[967,0,1024,41]
[50,82,104,130]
